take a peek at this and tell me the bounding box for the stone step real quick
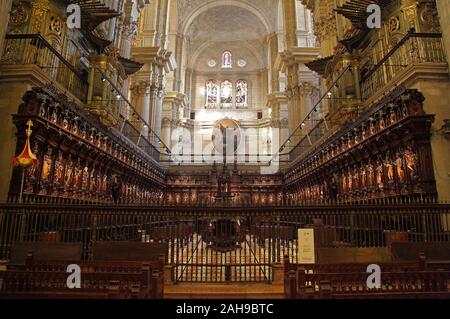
[164,283,284,299]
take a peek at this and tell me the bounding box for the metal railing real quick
[1,34,88,102]
[1,202,449,282]
[361,32,447,100]
[93,67,171,163]
[284,32,446,168]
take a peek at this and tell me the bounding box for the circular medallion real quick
[211,119,242,155]
[207,59,217,68]
[237,59,247,67]
[9,2,29,27]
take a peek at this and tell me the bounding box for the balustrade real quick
[1,34,88,102]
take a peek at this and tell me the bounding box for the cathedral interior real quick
[0,0,450,300]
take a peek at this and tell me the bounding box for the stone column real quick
[260,68,269,105]
[436,0,450,66]
[298,81,316,125]
[282,0,298,49]
[268,33,280,93]
[161,117,171,150]
[311,1,338,58]
[130,80,151,137]
[119,22,137,59]
[0,0,12,55]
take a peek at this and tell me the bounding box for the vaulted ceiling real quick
[186,5,267,45]
[179,0,278,71]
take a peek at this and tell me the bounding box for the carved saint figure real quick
[354,130,359,144]
[89,169,96,192]
[369,120,376,135]
[375,160,384,189]
[360,166,367,190]
[96,173,102,192]
[53,152,65,186]
[51,109,58,123]
[62,115,69,129]
[395,151,406,183]
[342,173,348,193]
[367,163,374,189]
[385,156,394,183]
[379,113,386,130]
[389,108,397,125]
[64,158,73,188]
[404,145,418,178]
[347,169,353,191]
[73,162,82,190]
[401,104,408,118]
[40,149,52,182]
[72,120,78,135]
[82,166,89,190]
[102,174,108,192]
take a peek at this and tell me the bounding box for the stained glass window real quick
[220,80,233,105]
[206,80,218,106]
[235,80,248,107]
[222,51,232,68]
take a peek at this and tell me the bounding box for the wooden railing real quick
[1,34,89,102]
[1,202,450,282]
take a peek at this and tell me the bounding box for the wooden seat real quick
[0,247,165,299]
[8,242,82,266]
[92,241,167,262]
[284,256,450,299]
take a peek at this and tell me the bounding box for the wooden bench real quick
[1,241,166,299]
[149,224,194,241]
[391,242,450,262]
[295,270,450,299]
[284,256,450,299]
[91,241,167,262]
[0,255,164,299]
[8,242,82,266]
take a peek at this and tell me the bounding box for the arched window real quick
[222,51,232,68]
[220,80,233,106]
[235,80,248,107]
[206,80,218,106]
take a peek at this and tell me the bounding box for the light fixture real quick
[143,124,148,129]
[287,139,291,144]
[116,94,121,100]
[301,122,305,128]
[101,77,106,82]
[327,92,332,98]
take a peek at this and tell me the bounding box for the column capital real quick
[267,92,288,106]
[298,81,319,97]
[130,80,151,96]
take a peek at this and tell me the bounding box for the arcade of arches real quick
[0,0,450,299]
